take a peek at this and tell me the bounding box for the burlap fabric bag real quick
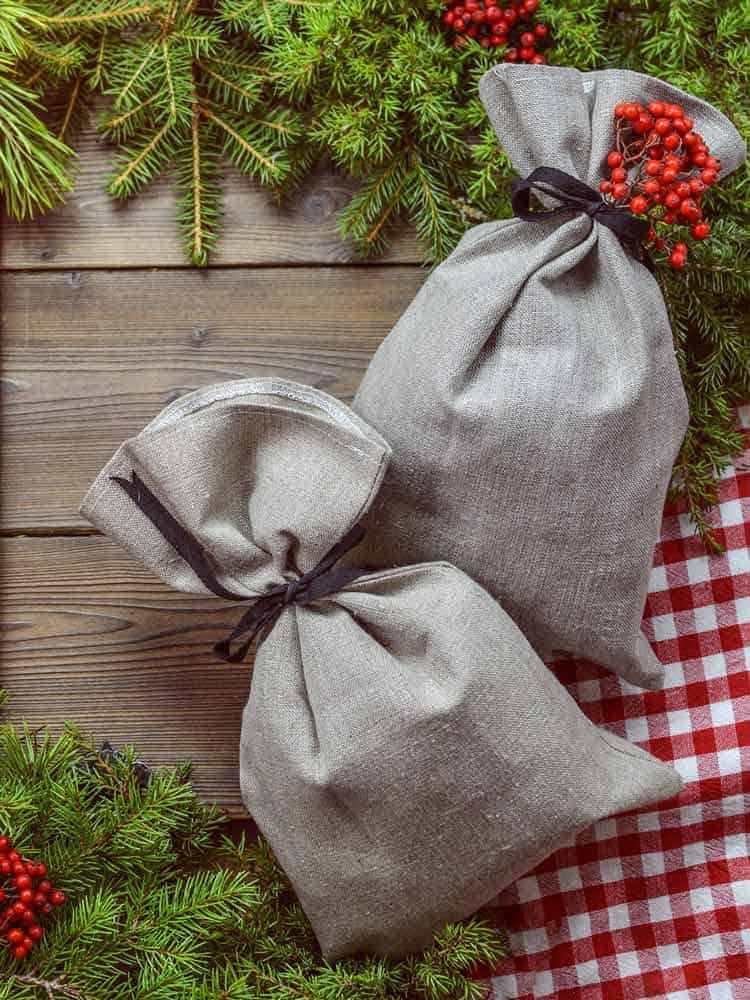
[81,378,682,958]
[354,64,746,691]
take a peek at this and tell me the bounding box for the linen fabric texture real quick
[80,378,682,959]
[353,64,747,691]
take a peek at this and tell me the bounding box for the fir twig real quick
[0,705,508,999]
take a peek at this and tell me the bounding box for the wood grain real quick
[1,266,423,531]
[1,125,420,269]
[1,535,256,814]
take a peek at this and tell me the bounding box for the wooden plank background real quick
[1,119,425,814]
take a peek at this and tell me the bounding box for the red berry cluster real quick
[0,835,66,961]
[600,100,721,269]
[442,0,550,61]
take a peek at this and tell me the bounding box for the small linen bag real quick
[81,378,682,958]
[354,64,746,689]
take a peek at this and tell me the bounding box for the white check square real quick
[615,951,642,978]
[718,498,744,526]
[717,747,742,775]
[666,708,693,734]
[649,563,668,592]
[685,556,711,584]
[651,613,678,641]
[608,904,631,931]
[656,943,682,968]
[557,866,583,893]
[567,912,591,940]
[648,894,673,923]
[576,960,600,985]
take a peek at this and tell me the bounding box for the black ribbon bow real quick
[111,471,370,663]
[511,166,651,244]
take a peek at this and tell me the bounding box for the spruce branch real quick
[0,706,508,1000]
[0,67,75,218]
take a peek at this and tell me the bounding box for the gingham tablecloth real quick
[491,427,750,1000]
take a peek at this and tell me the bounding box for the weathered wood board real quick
[1,128,419,270]
[1,535,253,813]
[1,266,423,531]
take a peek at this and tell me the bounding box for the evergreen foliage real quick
[0,695,507,999]
[0,0,748,538]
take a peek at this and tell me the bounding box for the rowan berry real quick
[643,179,661,196]
[530,52,545,63]
[669,249,687,268]
[635,113,653,134]
[665,103,684,119]
[661,168,678,184]
[611,166,627,182]
[647,101,665,117]
[664,191,681,209]
[534,22,547,36]
[654,118,672,136]
[681,200,701,222]
[645,161,661,176]
[612,182,629,200]
[663,133,680,151]
[701,169,718,185]
[630,195,649,214]
[520,30,535,45]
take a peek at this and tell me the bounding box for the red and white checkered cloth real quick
[491,416,750,1000]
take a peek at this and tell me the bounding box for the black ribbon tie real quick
[511,166,651,244]
[111,471,369,663]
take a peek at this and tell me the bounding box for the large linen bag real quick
[354,64,746,690]
[81,378,682,958]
